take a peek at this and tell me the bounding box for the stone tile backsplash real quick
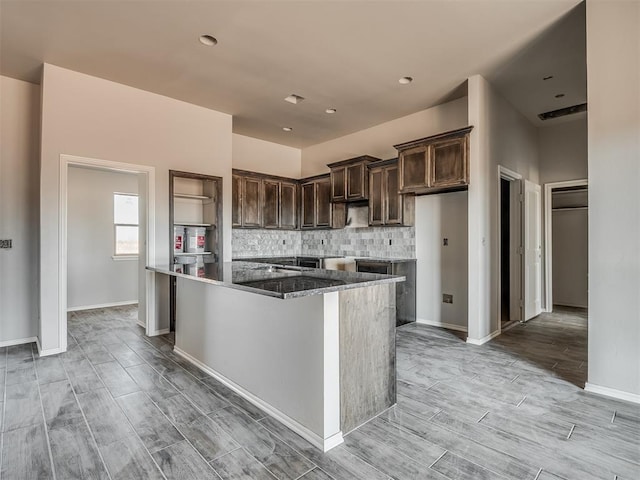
[301,227,415,258]
[232,226,415,259]
[232,229,301,258]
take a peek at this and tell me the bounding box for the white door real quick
[524,180,542,320]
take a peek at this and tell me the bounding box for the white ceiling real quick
[0,0,585,148]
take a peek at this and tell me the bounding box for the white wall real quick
[232,133,301,178]
[301,97,469,176]
[0,76,40,345]
[552,209,588,308]
[67,166,139,309]
[40,64,233,352]
[539,118,588,185]
[586,0,640,399]
[415,191,468,330]
[467,75,540,341]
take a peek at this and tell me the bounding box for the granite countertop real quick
[147,261,404,299]
[232,255,346,261]
[354,257,417,263]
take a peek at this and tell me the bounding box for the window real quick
[114,193,139,256]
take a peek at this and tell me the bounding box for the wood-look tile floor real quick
[1,305,638,479]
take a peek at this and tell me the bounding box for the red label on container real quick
[197,235,205,248]
[175,235,183,250]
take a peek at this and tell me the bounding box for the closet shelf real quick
[174,193,212,200]
[174,252,212,256]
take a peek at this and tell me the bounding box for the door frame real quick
[497,166,524,332]
[543,179,588,312]
[59,154,157,350]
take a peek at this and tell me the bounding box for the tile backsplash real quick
[232,226,415,259]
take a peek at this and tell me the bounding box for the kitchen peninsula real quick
[147,261,404,451]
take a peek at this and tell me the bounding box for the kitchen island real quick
[147,261,403,451]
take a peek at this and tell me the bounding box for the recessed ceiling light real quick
[282,127,293,132]
[199,35,218,46]
[399,76,413,85]
[555,93,565,98]
[325,108,337,114]
[543,75,554,81]
[284,94,305,104]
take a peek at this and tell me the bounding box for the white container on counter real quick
[173,226,185,254]
[187,257,205,277]
[185,226,206,253]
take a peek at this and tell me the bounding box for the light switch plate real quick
[443,293,453,304]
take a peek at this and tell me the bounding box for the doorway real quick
[543,180,588,312]
[498,167,524,330]
[59,155,156,353]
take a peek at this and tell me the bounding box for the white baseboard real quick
[416,318,468,332]
[149,328,170,336]
[0,336,38,348]
[554,302,588,310]
[585,382,640,404]
[466,330,500,345]
[173,347,344,452]
[67,300,138,312]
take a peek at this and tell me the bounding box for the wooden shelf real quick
[174,252,212,256]
[174,222,213,227]
[174,193,212,200]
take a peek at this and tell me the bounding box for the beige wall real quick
[232,133,301,178]
[467,74,540,341]
[0,76,40,345]
[586,0,640,399]
[539,118,588,185]
[40,64,233,352]
[301,97,468,177]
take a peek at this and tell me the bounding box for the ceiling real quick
[0,0,586,148]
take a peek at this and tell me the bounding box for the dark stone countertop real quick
[354,257,417,263]
[147,261,404,299]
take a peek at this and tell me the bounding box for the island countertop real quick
[147,261,404,299]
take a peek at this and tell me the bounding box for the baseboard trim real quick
[0,336,38,348]
[466,330,500,345]
[585,383,640,404]
[67,300,138,312]
[554,302,588,309]
[416,318,468,332]
[173,347,344,452]
[149,328,170,336]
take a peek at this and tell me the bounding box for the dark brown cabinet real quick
[232,170,298,230]
[300,174,346,229]
[368,159,414,226]
[395,126,473,195]
[328,155,380,202]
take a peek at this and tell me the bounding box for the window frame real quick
[113,192,140,258]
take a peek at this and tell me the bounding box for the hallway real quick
[1,306,638,479]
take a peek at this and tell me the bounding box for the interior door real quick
[524,180,542,320]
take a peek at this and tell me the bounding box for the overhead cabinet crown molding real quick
[394,126,473,195]
[328,155,380,203]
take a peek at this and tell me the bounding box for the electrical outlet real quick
[282,240,286,245]
[388,239,392,246]
[443,238,449,246]
[443,294,453,304]
[0,239,12,249]
[321,239,325,245]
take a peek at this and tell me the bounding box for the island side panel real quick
[174,277,330,439]
[339,282,396,434]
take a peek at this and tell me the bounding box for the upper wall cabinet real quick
[328,155,380,202]
[232,170,298,230]
[300,174,346,230]
[395,126,473,195]
[368,159,414,227]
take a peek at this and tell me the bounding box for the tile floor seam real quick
[58,347,115,480]
[32,347,58,480]
[212,446,278,480]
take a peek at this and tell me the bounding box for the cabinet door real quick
[262,180,280,229]
[316,177,332,227]
[346,162,367,200]
[331,167,346,202]
[399,145,429,192]
[242,177,262,227]
[430,137,467,188]
[280,182,298,229]
[301,182,316,228]
[369,167,384,226]
[232,175,242,227]
[385,165,402,225]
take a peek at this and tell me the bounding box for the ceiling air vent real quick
[538,103,587,121]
